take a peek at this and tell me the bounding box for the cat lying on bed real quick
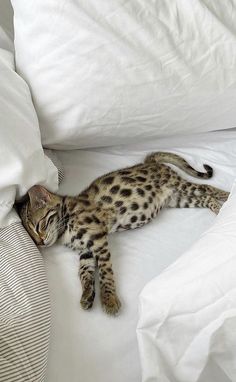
[19,152,229,315]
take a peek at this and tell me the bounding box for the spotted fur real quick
[18,152,229,315]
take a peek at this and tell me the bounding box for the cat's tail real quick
[145,152,213,179]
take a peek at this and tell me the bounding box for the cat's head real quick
[19,185,63,247]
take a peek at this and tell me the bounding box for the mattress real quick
[41,129,236,382]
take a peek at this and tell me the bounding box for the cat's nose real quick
[33,236,44,246]
[38,240,45,247]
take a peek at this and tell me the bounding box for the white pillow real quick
[11,0,236,149]
[0,17,58,228]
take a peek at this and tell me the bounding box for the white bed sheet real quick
[41,130,236,382]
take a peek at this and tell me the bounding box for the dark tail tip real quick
[203,164,213,178]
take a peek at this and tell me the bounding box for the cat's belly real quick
[109,203,158,233]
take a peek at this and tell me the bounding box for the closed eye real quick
[29,221,39,236]
[45,214,55,229]
[36,212,57,232]
[35,221,40,232]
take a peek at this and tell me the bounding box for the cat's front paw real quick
[100,291,121,316]
[80,289,95,310]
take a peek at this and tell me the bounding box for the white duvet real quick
[137,181,236,382]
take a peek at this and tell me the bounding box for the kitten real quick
[19,152,229,315]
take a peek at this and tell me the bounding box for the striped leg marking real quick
[79,252,96,310]
[94,237,121,315]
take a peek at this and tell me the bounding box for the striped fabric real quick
[0,151,64,382]
[0,223,50,382]
[44,149,64,184]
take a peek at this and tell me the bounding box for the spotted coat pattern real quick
[19,152,229,315]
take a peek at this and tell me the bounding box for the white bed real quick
[1,1,236,380]
[41,130,236,382]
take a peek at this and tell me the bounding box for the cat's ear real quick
[28,185,52,210]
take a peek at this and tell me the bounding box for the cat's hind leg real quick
[193,184,229,202]
[195,194,221,214]
[168,192,221,214]
[79,252,96,310]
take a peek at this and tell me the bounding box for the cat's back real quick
[86,162,158,202]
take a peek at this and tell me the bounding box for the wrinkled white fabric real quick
[12,0,236,149]
[137,180,236,382]
[0,6,58,227]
